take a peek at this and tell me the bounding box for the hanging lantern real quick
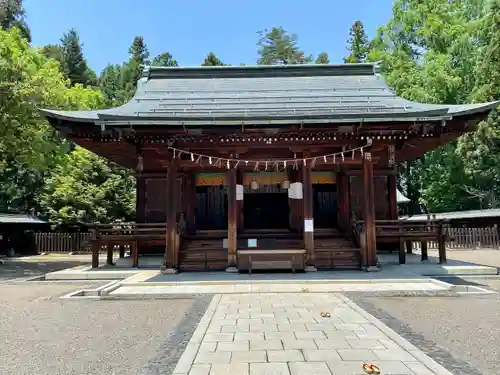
[281,177,290,190]
[250,178,259,190]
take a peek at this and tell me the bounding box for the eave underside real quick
[62,118,469,172]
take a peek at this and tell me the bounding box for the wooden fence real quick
[32,227,500,254]
[34,232,95,253]
[413,227,500,250]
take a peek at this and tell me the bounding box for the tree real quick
[201,52,225,66]
[344,21,370,63]
[151,52,178,67]
[257,27,312,65]
[0,27,104,213]
[119,36,149,102]
[315,52,329,64]
[38,147,135,226]
[60,28,95,86]
[0,0,30,42]
[41,44,64,66]
[98,64,123,106]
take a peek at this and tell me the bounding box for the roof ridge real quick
[142,63,378,80]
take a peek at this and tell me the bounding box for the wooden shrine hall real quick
[40,63,499,273]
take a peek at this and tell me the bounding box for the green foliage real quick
[201,52,225,66]
[118,36,149,102]
[315,52,329,64]
[38,147,135,226]
[0,0,30,42]
[344,21,370,63]
[60,28,95,86]
[257,27,312,65]
[152,52,178,67]
[98,64,123,106]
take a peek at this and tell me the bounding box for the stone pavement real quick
[173,293,453,375]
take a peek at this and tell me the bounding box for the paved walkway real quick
[173,293,452,375]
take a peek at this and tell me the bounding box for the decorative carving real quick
[364,152,372,161]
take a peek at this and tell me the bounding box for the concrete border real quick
[171,294,221,375]
[339,294,455,375]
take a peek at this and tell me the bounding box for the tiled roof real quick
[40,64,500,126]
[0,213,46,224]
[403,208,500,221]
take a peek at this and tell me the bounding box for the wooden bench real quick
[91,223,169,268]
[237,249,306,275]
[352,219,450,264]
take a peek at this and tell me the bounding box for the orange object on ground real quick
[362,363,380,374]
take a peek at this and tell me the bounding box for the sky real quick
[24,0,394,75]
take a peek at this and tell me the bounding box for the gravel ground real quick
[348,293,500,375]
[0,282,212,375]
[0,258,90,281]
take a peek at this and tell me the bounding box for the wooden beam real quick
[227,167,238,271]
[362,152,378,270]
[302,158,316,270]
[163,159,179,272]
[184,173,196,233]
[387,174,398,220]
[136,173,146,223]
[337,171,350,232]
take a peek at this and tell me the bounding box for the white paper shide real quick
[236,184,244,200]
[288,182,303,199]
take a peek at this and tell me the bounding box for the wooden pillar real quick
[387,174,398,220]
[227,167,238,271]
[163,160,178,272]
[421,241,428,261]
[438,222,447,263]
[337,171,350,232]
[184,173,196,234]
[363,152,378,270]
[236,170,244,231]
[136,173,146,223]
[302,160,316,270]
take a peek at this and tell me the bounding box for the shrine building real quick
[41,64,499,273]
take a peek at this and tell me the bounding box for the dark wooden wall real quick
[349,175,389,220]
[195,186,228,230]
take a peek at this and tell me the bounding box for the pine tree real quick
[99,64,122,106]
[151,52,178,67]
[60,29,94,86]
[257,27,312,65]
[315,52,330,64]
[119,36,150,101]
[201,52,225,66]
[344,21,370,63]
[0,0,30,42]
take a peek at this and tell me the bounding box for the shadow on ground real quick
[0,258,90,281]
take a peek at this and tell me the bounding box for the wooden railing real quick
[90,220,188,268]
[34,232,94,253]
[352,219,450,264]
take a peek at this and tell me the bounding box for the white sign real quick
[304,219,314,232]
[223,238,228,248]
[247,239,257,248]
[288,182,303,199]
[236,184,244,200]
